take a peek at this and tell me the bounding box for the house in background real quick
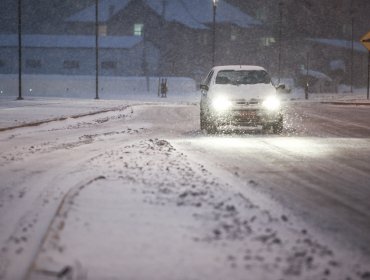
[307,38,368,90]
[0,0,262,82]
[65,0,262,79]
[229,0,370,90]
[0,34,159,76]
[65,0,368,89]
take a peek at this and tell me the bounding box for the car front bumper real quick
[210,108,282,127]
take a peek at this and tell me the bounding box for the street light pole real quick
[95,0,99,100]
[305,52,309,100]
[350,3,354,94]
[304,0,310,100]
[17,0,23,100]
[142,27,150,92]
[367,50,370,100]
[212,0,218,67]
[278,2,283,85]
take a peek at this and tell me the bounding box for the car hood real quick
[209,83,276,100]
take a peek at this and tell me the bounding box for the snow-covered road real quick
[1,100,370,280]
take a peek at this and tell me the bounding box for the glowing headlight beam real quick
[212,96,232,111]
[262,96,281,111]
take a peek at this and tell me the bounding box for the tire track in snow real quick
[24,176,106,280]
[0,106,129,132]
[28,138,370,280]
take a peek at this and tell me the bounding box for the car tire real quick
[206,124,217,134]
[262,124,270,134]
[205,117,217,134]
[272,118,283,134]
[201,107,216,134]
[200,112,206,130]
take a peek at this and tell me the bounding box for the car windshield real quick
[215,70,271,85]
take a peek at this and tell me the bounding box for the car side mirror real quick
[276,84,286,90]
[200,84,209,91]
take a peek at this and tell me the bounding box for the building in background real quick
[0,34,159,76]
[65,0,262,79]
[0,0,369,90]
[228,0,370,90]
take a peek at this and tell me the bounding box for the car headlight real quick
[212,96,232,112]
[262,96,281,111]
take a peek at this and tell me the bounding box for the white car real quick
[200,65,284,134]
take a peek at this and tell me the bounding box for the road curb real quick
[320,101,370,106]
[0,105,128,132]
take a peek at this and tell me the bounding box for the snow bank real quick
[289,87,369,101]
[0,74,197,99]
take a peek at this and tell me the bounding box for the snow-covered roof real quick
[145,0,260,29]
[66,0,260,29]
[212,65,267,71]
[299,67,332,81]
[309,38,367,53]
[0,34,142,49]
[67,0,131,23]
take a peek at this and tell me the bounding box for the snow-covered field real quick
[1,93,370,280]
[0,75,197,99]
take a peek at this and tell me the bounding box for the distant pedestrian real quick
[160,78,168,98]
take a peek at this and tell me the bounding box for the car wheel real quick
[206,124,216,134]
[200,112,206,130]
[262,124,270,134]
[205,118,217,134]
[272,118,283,134]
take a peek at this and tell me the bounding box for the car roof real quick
[212,65,267,72]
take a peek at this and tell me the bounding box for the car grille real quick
[215,99,263,126]
[232,98,259,106]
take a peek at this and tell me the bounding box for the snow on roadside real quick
[1,89,369,130]
[1,96,370,280]
[288,87,369,102]
[0,95,199,130]
[28,138,370,280]
[0,105,150,280]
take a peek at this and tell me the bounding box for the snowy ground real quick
[0,86,368,130]
[1,92,370,280]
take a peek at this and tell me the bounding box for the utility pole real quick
[360,34,370,100]
[303,0,311,100]
[143,27,149,92]
[278,1,283,85]
[212,0,218,67]
[17,0,23,100]
[367,50,370,100]
[350,3,354,93]
[159,0,167,77]
[305,52,309,100]
[95,0,99,99]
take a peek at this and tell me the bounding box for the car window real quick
[215,70,271,85]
